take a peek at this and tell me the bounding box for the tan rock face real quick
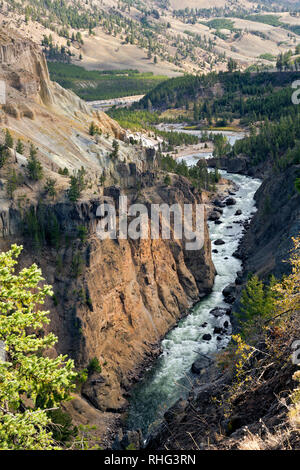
[0,176,215,413]
[0,28,125,147]
[23,177,214,412]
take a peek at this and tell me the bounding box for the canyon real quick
[0,29,217,446]
[0,16,299,451]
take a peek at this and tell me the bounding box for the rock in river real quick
[202,334,212,341]
[209,211,221,221]
[225,197,237,206]
[209,307,231,317]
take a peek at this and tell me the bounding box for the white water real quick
[126,130,261,436]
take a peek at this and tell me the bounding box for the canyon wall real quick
[0,175,215,413]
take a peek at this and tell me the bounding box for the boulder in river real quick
[214,208,223,214]
[224,296,236,305]
[202,334,212,341]
[235,271,243,285]
[222,283,236,298]
[191,360,203,374]
[191,356,212,374]
[209,307,231,317]
[209,211,221,221]
[215,220,223,225]
[222,284,237,304]
[233,250,243,260]
[235,209,242,216]
[213,198,226,208]
[214,239,225,245]
[214,326,225,335]
[225,197,237,206]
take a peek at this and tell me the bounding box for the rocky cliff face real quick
[239,164,300,279]
[0,175,215,415]
[0,28,125,172]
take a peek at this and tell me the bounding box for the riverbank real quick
[172,142,214,158]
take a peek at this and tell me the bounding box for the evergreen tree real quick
[0,146,9,168]
[0,245,76,449]
[238,275,277,338]
[6,169,22,199]
[110,139,120,160]
[44,178,57,199]
[5,129,13,149]
[68,168,86,202]
[16,139,24,155]
[164,174,171,186]
[26,145,43,181]
[89,122,97,136]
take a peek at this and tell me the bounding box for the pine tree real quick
[44,178,57,199]
[238,275,277,338]
[273,236,300,317]
[0,146,9,168]
[0,245,76,449]
[110,139,120,160]
[89,122,97,136]
[164,174,171,186]
[6,169,21,199]
[68,168,86,202]
[26,145,43,181]
[5,129,13,149]
[16,139,24,155]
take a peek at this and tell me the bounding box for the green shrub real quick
[87,357,102,375]
[47,409,78,447]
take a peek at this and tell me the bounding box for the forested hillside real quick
[2,0,300,79]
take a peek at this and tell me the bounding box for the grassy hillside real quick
[3,0,300,76]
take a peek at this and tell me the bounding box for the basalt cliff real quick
[0,29,216,445]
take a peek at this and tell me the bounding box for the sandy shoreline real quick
[170,142,214,159]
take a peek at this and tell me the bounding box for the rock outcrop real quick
[0,28,126,177]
